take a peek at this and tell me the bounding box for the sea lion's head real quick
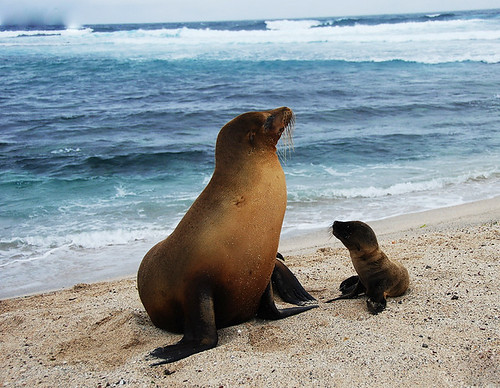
[332,221,379,253]
[216,107,295,159]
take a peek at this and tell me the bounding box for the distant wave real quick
[2,15,498,41]
[0,27,92,38]
[265,19,322,30]
[82,150,212,174]
[113,18,500,44]
[0,227,166,268]
[5,149,213,178]
[2,12,500,63]
[426,13,455,19]
[306,12,458,28]
[288,171,500,202]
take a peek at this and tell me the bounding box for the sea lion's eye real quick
[264,115,274,130]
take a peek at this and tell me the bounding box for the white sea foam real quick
[287,169,499,202]
[108,19,500,45]
[50,147,81,154]
[0,227,167,268]
[2,18,500,63]
[2,18,498,44]
[0,27,93,38]
[265,19,322,30]
[323,167,354,177]
[114,184,136,198]
[60,27,93,37]
[282,175,500,235]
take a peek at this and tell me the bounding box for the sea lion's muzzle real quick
[332,221,352,241]
[264,107,294,132]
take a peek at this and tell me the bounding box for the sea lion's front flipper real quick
[366,287,387,315]
[257,282,317,320]
[272,255,316,306]
[325,277,366,303]
[149,284,218,366]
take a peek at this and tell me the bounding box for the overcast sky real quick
[1,0,499,25]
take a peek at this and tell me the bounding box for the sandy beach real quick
[1,197,499,387]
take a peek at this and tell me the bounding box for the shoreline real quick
[2,196,499,301]
[0,196,499,387]
[279,195,500,255]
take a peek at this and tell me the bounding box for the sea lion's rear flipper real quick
[257,282,317,320]
[149,284,218,366]
[325,277,366,303]
[272,256,316,306]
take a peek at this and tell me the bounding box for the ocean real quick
[1,9,499,298]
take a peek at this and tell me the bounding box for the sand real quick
[1,197,499,387]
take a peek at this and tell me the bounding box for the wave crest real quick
[288,171,499,202]
[2,13,499,64]
[265,19,322,31]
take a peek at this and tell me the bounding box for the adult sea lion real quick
[326,220,409,314]
[137,107,316,365]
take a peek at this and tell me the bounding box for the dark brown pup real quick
[327,220,409,314]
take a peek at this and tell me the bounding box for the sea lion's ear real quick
[249,131,255,144]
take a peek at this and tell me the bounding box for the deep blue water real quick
[1,9,499,297]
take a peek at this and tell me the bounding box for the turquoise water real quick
[1,9,499,297]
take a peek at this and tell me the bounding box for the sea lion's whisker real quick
[278,113,295,163]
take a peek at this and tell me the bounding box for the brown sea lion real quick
[326,220,409,314]
[137,107,316,365]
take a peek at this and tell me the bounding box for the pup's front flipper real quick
[272,255,316,306]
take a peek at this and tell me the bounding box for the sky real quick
[1,0,499,25]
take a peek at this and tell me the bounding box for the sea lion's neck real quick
[350,246,381,261]
[215,148,280,175]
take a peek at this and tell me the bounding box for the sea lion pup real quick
[137,107,317,365]
[326,221,409,314]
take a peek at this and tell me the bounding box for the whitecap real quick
[265,19,322,31]
[115,184,136,198]
[50,147,81,154]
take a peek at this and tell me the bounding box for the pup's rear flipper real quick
[339,275,362,294]
[325,276,366,303]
